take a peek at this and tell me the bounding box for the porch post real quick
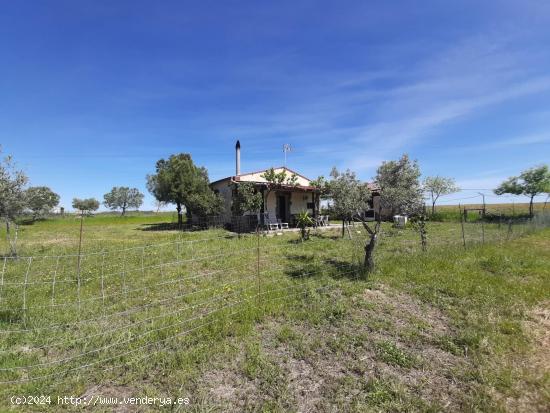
[260,187,265,226]
[313,191,318,218]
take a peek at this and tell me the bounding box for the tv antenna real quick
[283,144,292,166]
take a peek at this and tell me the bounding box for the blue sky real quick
[2,0,550,210]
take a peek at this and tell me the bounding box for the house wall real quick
[264,190,314,219]
[210,180,233,224]
[211,178,318,227]
[371,194,392,220]
[237,167,311,187]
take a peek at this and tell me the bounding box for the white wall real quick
[211,180,233,223]
[237,167,311,187]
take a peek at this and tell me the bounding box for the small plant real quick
[375,340,417,368]
[295,210,314,241]
[409,214,428,251]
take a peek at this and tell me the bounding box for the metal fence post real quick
[256,226,261,308]
[23,257,32,328]
[459,204,466,248]
[76,212,84,314]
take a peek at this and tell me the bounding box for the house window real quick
[306,202,314,209]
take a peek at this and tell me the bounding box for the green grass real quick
[0,212,548,411]
[432,202,548,222]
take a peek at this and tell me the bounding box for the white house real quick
[210,141,321,230]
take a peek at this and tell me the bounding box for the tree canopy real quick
[146,153,223,224]
[103,186,144,215]
[376,154,423,216]
[0,152,28,222]
[423,176,459,214]
[261,168,298,188]
[326,168,371,220]
[0,150,28,255]
[72,198,100,214]
[25,186,60,220]
[232,182,263,215]
[494,165,550,217]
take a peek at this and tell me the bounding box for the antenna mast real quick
[283,144,292,167]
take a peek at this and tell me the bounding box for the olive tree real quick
[72,198,100,215]
[146,154,223,225]
[232,182,263,216]
[103,186,144,215]
[325,168,371,238]
[25,186,60,220]
[495,165,550,217]
[423,176,459,215]
[352,154,423,273]
[0,151,28,255]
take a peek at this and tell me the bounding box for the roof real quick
[210,166,313,186]
[211,167,381,193]
[367,182,381,192]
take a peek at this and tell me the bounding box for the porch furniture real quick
[278,219,289,229]
[393,215,408,228]
[263,213,280,231]
[315,215,329,226]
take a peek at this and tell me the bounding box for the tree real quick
[232,182,263,216]
[25,186,60,220]
[494,165,550,217]
[261,168,298,200]
[103,186,144,215]
[0,150,28,255]
[423,176,459,215]
[376,154,424,217]
[155,200,168,213]
[72,198,100,215]
[356,154,423,273]
[325,168,371,238]
[146,154,223,225]
[259,168,299,223]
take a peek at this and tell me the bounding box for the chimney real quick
[235,140,241,176]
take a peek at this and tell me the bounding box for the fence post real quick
[100,251,106,315]
[23,257,32,328]
[459,204,466,248]
[0,257,6,306]
[76,211,84,313]
[51,256,59,306]
[256,226,261,310]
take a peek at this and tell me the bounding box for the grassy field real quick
[433,202,548,221]
[0,212,548,412]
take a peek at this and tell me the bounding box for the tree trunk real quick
[529,195,534,218]
[342,220,345,238]
[364,232,377,272]
[431,201,435,215]
[5,219,18,256]
[5,220,10,251]
[121,206,126,216]
[176,203,183,226]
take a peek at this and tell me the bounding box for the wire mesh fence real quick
[0,229,365,385]
[0,212,548,385]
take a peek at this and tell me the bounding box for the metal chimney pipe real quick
[235,140,241,175]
